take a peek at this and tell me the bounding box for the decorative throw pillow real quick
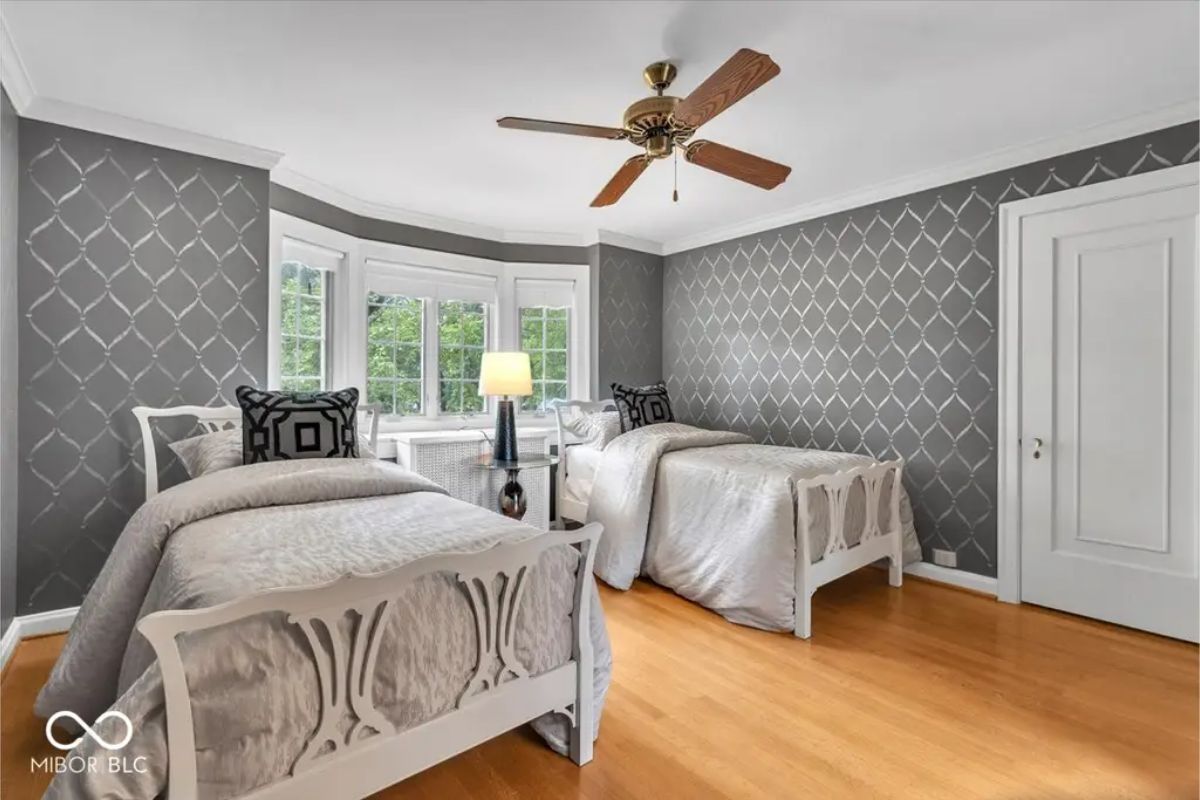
[236,386,361,464]
[563,410,622,450]
[168,428,242,477]
[610,382,675,433]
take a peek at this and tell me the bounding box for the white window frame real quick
[269,211,591,432]
[269,212,357,390]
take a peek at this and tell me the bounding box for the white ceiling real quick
[3,0,1197,251]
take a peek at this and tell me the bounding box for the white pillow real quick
[562,410,621,450]
[168,427,377,478]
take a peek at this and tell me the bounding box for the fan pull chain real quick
[672,148,679,203]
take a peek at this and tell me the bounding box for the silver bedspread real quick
[36,459,611,800]
[586,424,921,630]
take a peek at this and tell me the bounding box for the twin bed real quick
[37,405,608,800]
[553,399,921,638]
[37,397,918,799]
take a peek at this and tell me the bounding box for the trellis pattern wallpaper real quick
[596,243,664,394]
[664,122,1199,577]
[17,119,268,613]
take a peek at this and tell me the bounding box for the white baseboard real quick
[872,560,998,596]
[899,561,998,596]
[0,606,79,673]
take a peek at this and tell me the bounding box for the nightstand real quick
[380,430,552,529]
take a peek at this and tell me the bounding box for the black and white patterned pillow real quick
[236,386,360,464]
[611,382,675,433]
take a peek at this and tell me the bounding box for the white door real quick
[1018,165,1198,642]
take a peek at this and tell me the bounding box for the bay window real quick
[271,210,591,431]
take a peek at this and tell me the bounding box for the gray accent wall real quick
[1,88,18,636]
[270,183,587,265]
[17,119,269,614]
[664,122,1199,578]
[595,243,664,393]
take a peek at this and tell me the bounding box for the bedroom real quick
[0,1,1196,798]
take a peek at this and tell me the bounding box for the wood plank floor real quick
[3,570,1197,799]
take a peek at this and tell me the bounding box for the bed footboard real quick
[136,525,602,800]
[793,460,904,639]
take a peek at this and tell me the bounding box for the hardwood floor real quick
[3,570,1197,799]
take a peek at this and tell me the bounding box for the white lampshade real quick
[478,351,533,397]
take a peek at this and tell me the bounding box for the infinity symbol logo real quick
[45,710,133,751]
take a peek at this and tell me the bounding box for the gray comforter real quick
[587,423,921,630]
[36,459,611,800]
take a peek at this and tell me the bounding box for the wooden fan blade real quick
[685,141,791,190]
[672,48,780,130]
[591,156,651,207]
[497,117,627,140]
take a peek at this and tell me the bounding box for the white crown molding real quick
[0,11,35,112]
[272,165,585,248]
[588,228,665,256]
[660,99,1200,255]
[21,97,283,170]
[1,605,79,672]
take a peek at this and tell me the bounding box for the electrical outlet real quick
[932,548,957,568]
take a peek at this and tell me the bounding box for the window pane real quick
[545,316,568,350]
[367,343,395,378]
[439,380,462,414]
[463,309,485,345]
[439,345,463,380]
[436,300,488,416]
[298,296,323,337]
[545,351,568,381]
[523,311,547,350]
[280,335,298,377]
[297,338,321,376]
[396,300,422,344]
[396,381,422,415]
[366,294,423,416]
[367,380,395,416]
[397,344,422,381]
[462,387,484,414]
[519,305,571,413]
[279,262,328,390]
[367,302,394,342]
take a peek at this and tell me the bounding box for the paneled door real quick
[1017,165,1198,641]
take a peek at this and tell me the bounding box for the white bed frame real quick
[138,525,601,800]
[549,399,616,525]
[549,400,904,639]
[130,404,601,798]
[132,403,381,499]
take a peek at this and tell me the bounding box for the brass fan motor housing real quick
[622,95,694,159]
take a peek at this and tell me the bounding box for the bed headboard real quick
[131,403,382,500]
[547,399,616,462]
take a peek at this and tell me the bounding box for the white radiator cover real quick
[385,430,552,530]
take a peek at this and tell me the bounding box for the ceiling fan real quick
[497,49,791,207]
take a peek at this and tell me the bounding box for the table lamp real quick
[479,351,532,463]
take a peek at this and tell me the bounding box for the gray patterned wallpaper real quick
[1,87,18,636]
[664,122,1199,577]
[595,243,664,394]
[17,119,268,613]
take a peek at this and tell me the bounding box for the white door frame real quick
[996,161,1200,604]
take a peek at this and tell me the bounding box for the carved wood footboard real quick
[136,524,602,800]
[793,460,905,638]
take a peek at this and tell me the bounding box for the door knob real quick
[1031,437,1044,459]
